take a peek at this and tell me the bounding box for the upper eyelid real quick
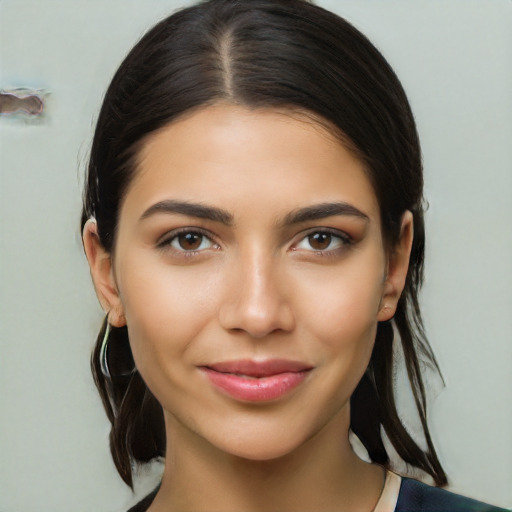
[156,226,217,247]
[294,227,352,243]
[290,229,352,253]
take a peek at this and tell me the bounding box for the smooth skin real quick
[84,104,413,512]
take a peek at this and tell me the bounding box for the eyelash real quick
[156,227,353,259]
[156,227,219,258]
[292,228,353,256]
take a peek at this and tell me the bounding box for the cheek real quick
[293,254,384,398]
[297,261,384,350]
[116,254,222,373]
[316,287,380,380]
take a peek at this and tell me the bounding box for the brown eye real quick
[308,232,332,250]
[165,231,215,252]
[294,230,348,253]
[177,232,204,250]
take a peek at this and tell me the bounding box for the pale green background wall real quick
[1,1,511,510]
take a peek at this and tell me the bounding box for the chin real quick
[200,409,341,464]
[217,436,305,463]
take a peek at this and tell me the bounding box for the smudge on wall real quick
[0,89,45,116]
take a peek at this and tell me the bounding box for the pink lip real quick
[200,359,313,402]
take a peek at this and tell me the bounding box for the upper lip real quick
[202,359,313,377]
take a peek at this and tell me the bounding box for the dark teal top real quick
[395,478,509,511]
[127,478,510,512]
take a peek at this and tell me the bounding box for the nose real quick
[218,250,295,338]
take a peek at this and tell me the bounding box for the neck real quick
[149,407,384,512]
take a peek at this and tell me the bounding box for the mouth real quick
[199,359,313,402]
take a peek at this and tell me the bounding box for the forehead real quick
[121,104,380,224]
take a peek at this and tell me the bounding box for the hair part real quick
[83,0,446,488]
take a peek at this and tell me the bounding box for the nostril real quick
[219,301,295,339]
[218,259,295,337]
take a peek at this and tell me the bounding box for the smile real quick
[199,359,313,402]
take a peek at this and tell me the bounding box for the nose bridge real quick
[219,244,294,337]
[244,248,276,309]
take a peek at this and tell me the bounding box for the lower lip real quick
[201,368,310,402]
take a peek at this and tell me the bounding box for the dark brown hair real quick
[81,0,447,488]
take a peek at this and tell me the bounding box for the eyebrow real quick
[282,202,369,225]
[139,199,369,226]
[140,200,234,225]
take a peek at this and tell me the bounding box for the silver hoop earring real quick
[99,321,137,379]
[100,321,112,378]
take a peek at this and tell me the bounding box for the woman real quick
[81,1,508,510]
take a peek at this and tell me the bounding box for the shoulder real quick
[396,478,510,512]
[126,487,158,512]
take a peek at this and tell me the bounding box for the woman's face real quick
[90,104,410,460]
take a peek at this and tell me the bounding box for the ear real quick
[82,219,126,327]
[377,211,414,322]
